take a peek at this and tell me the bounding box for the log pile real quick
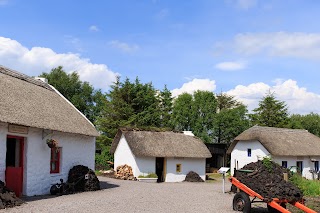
[115,164,136,180]
[0,181,24,209]
[67,165,100,192]
[184,171,204,182]
[236,161,303,202]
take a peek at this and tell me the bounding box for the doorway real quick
[5,136,24,197]
[156,157,164,182]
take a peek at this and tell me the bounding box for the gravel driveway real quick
[2,176,269,213]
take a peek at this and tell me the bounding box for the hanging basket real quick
[46,139,59,148]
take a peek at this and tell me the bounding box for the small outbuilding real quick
[0,66,99,196]
[110,128,212,182]
[227,126,320,179]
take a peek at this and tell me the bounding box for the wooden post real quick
[283,173,288,181]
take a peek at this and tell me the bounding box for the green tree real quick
[171,93,193,131]
[251,92,289,127]
[212,93,250,145]
[191,91,217,143]
[159,85,173,127]
[40,66,102,122]
[289,113,320,136]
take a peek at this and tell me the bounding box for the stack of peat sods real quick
[115,164,136,180]
[184,171,204,182]
[236,161,303,202]
[67,165,100,192]
[0,181,23,209]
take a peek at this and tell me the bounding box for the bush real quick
[290,173,320,196]
[95,145,113,170]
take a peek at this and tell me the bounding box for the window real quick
[247,149,251,157]
[282,161,288,168]
[296,161,303,175]
[50,148,61,174]
[176,164,181,173]
[315,161,319,172]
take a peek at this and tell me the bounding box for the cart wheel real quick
[233,192,251,212]
[267,203,286,213]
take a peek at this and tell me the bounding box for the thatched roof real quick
[227,126,320,156]
[0,65,99,136]
[110,129,212,158]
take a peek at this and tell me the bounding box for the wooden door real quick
[5,136,24,197]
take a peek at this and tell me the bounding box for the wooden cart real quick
[229,177,317,213]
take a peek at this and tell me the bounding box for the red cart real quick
[229,177,317,213]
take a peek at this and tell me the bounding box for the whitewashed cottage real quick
[111,128,212,182]
[0,66,99,196]
[228,126,320,179]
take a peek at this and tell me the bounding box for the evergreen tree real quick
[251,92,289,127]
[159,85,173,127]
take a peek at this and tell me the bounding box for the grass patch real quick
[290,174,320,196]
[95,170,102,176]
[138,173,158,178]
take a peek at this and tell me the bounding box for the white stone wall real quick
[165,157,206,182]
[136,157,156,176]
[273,156,320,180]
[0,122,95,196]
[230,140,270,175]
[114,134,139,176]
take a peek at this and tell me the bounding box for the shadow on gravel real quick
[100,181,119,190]
[22,181,119,203]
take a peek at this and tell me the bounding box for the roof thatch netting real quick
[0,65,99,136]
[110,129,212,158]
[227,126,320,156]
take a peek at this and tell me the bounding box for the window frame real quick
[281,161,288,168]
[247,148,251,157]
[50,147,61,174]
[315,161,319,172]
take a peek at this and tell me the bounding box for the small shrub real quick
[290,173,320,196]
[262,156,273,172]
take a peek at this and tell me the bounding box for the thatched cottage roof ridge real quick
[0,65,99,137]
[227,126,320,156]
[111,129,212,158]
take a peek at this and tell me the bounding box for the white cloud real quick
[171,79,216,97]
[108,40,139,53]
[0,0,9,6]
[236,0,257,9]
[64,35,83,52]
[89,25,99,32]
[226,0,257,10]
[155,9,169,20]
[227,79,320,114]
[234,32,320,59]
[0,37,118,89]
[215,61,247,71]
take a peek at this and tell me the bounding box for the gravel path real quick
[2,176,269,213]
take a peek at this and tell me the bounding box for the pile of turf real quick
[236,161,303,202]
[184,171,204,182]
[67,165,100,192]
[0,181,24,209]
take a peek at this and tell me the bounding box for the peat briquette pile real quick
[184,171,204,182]
[236,161,303,202]
[0,180,24,209]
[67,165,100,192]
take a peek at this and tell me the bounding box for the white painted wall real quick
[0,122,95,196]
[230,140,320,180]
[136,157,155,176]
[273,156,320,180]
[165,157,206,182]
[230,140,270,175]
[114,134,139,176]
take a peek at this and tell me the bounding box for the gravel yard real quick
[2,176,269,213]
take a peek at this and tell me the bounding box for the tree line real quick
[41,67,320,169]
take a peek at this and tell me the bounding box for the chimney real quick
[34,77,48,84]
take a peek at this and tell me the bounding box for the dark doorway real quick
[156,157,164,182]
[6,138,17,167]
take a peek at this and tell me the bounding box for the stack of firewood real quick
[115,164,136,180]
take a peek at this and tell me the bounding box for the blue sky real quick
[1,0,320,114]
